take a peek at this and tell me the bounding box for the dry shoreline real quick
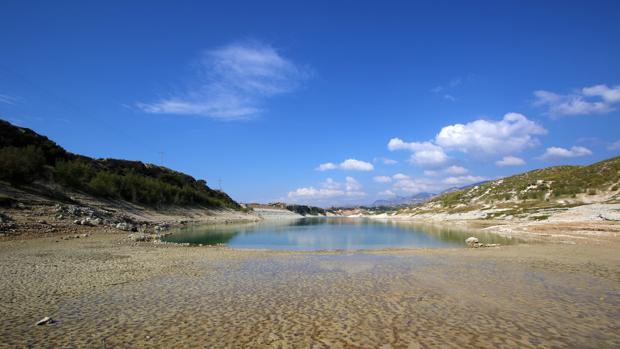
[1,203,620,348]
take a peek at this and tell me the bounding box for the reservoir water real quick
[162,217,515,250]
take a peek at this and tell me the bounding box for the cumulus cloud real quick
[392,173,410,180]
[537,146,592,160]
[373,175,392,183]
[435,113,547,156]
[287,177,366,202]
[315,162,337,171]
[444,165,468,175]
[340,159,374,171]
[287,187,343,199]
[316,158,374,171]
[495,156,526,167]
[388,138,448,166]
[533,84,620,117]
[137,41,310,119]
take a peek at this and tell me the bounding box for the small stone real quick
[36,316,54,326]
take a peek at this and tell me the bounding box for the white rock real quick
[465,237,479,247]
[36,316,53,326]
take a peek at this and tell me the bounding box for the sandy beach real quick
[1,225,619,348]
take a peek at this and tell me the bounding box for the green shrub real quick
[54,159,97,189]
[0,146,46,184]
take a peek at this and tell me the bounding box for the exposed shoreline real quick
[1,201,620,347]
[1,229,619,348]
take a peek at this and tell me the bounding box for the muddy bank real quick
[0,231,619,348]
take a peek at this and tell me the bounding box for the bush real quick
[54,159,97,189]
[0,146,46,184]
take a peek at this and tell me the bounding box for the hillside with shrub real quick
[397,156,620,219]
[0,119,241,209]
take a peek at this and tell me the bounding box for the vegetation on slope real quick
[0,119,241,209]
[421,156,620,214]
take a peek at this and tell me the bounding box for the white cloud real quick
[608,140,620,151]
[537,146,592,161]
[137,41,310,119]
[315,162,337,171]
[435,113,546,156]
[316,158,374,171]
[444,165,468,175]
[533,84,620,117]
[287,177,366,202]
[393,177,435,194]
[373,175,392,183]
[287,187,344,199]
[340,159,374,171]
[373,157,398,165]
[442,175,487,186]
[582,84,620,103]
[392,173,410,180]
[495,156,526,167]
[388,138,449,166]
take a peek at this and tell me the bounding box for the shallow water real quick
[162,217,516,250]
[16,251,620,348]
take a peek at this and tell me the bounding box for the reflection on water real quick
[163,217,518,250]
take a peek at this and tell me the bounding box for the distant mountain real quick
[371,192,435,207]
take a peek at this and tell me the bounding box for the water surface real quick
[163,217,515,250]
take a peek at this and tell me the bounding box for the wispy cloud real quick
[533,84,620,117]
[373,157,398,165]
[137,41,310,119]
[537,146,592,161]
[0,94,20,105]
[316,158,374,172]
[608,140,620,151]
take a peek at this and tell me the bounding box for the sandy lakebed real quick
[0,222,619,348]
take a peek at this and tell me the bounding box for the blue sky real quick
[1,1,620,206]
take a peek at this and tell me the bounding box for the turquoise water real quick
[162,217,515,250]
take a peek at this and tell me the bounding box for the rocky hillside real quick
[398,156,620,220]
[0,119,241,210]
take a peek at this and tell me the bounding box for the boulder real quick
[465,236,479,247]
[116,222,136,232]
